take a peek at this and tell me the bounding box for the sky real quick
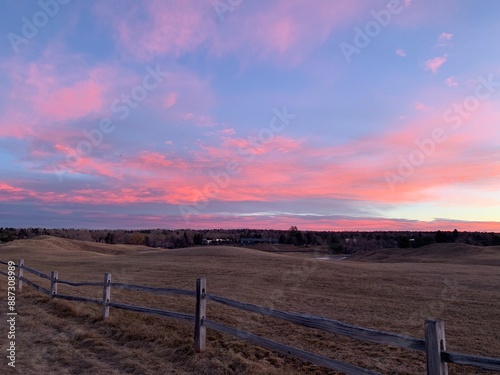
[0,0,499,231]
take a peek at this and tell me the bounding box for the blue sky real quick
[0,0,499,230]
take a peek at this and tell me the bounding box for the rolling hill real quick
[347,243,500,266]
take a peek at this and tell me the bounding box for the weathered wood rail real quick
[1,259,499,375]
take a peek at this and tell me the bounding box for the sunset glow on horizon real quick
[1,0,499,231]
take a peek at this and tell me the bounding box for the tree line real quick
[1,227,499,253]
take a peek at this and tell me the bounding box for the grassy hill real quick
[348,243,500,266]
[1,236,499,374]
[3,235,156,256]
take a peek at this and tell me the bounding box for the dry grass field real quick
[1,236,499,374]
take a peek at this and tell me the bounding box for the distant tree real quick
[414,234,426,248]
[18,228,28,239]
[193,233,203,246]
[0,228,16,243]
[105,232,114,244]
[294,230,304,246]
[492,234,500,246]
[288,226,304,246]
[328,242,343,254]
[329,233,339,243]
[397,236,410,248]
[305,231,314,245]
[129,233,145,245]
[251,231,262,239]
[435,230,448,243]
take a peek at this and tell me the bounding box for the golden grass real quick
[0,236,499,374]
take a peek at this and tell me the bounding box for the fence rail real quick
[442,352,500,371]
[110,282,196,296]
[19,275,51,295]
[57,279,104,287]
[23,265,51,280]
[108,301,195,323]
[204,319,382,375]
[206,293,426,352]
[1,258,499,375]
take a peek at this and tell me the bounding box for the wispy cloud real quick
[437,32,454,47]
[444,76,459,87]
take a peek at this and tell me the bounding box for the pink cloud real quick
[164,92,178,108]
[0,186,28,202]
[396,49,407,57]
[415,102,426,111]
[213,0,369,66]
[424,55,448,73]
[94,0,215,61]
[445,76,458,87]
[95,0,370,66]
[220,128,236,136]
[35,98,499,209]
[179,113,220,127]
[133,151,174,169]
[21,63,110,122]
[0,183,24,194]
[85,213,499,232]
[144,68,215,123]
[0,47,217,181]
[36,80,104,121]
[0,116,36,139]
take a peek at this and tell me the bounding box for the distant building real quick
[240,238,279,245]
[202,238,232,245]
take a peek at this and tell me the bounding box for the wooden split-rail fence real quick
[1,259,499,375]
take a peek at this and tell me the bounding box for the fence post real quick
[102,273,111,320]
[50,271,58,299]
[425,319,448,375]
[194,277,207,352]
[17,259,24,292]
